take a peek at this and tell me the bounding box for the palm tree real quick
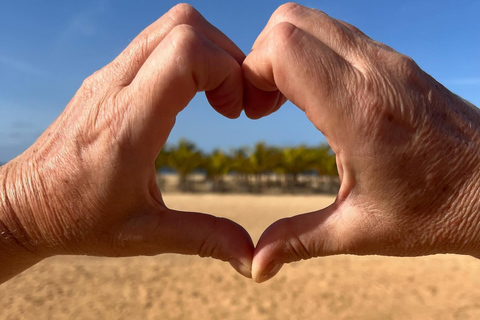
[313,145,337,176]
[201,149,231,192]
[155,148,171,172]
[154,148,171,191]
[167,139,203,192]
[229,147,253,192]
[311,145,339,193]
[279,146,317,192]
[155,140,339,194]
[246,142,281,193]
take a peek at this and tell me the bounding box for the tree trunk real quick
[179,174,188,192]
[255,174,262,193]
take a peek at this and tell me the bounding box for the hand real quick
[243,3,480,282]
[0,4,253,283]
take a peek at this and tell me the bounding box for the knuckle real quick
[167,3,201,25]
[391,54,425,84]
[342,21,365,37]
[311,8,330,20]
[168,24,203,59]
[273,3,329,25]
[132,32,152,58]
[81,72,98,88]
[273,3,356,53]
[164,24,211,91]
[115,33,151,78]
[169,24,199,43]
[395,54,419,73]
[273,2,303,21]
[314,17,358,51]
[335,23,362,48]
[80,71,103,99]
[197,235,218,258]
[197,218,222,259]
[270,22,303,49]
[271,218,312,261]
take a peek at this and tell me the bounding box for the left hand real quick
[0,4,253,282]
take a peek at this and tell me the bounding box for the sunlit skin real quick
[0,4,254,284]
[244,3,480,282]
[1,3,480,285]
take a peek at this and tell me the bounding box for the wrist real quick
[0,160,44,282]
[446,100,480,258]
[462,165,480,258]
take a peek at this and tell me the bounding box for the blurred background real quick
[1,1,480,319]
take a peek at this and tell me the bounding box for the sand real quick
[2,194,480,320]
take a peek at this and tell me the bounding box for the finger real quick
[105,4,245,86]
[121,24,244,160]
[252,3,362,60]
[243,80,286,120]
[243,22,357,131]
[116,208,254,279]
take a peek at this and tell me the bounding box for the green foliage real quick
[201,149,231,179]
[278,145,317,175]
[164,139,203,177]
[312,145,338,176]
[229,147,252,174]
[246,142,281,175]
[156,139,203,191]
[155,148,170,171]
[155,140,338,180]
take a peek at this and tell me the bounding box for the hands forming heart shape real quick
[2,3,480,284]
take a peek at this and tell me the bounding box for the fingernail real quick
[229,259,252,279]
[257,261,283,283]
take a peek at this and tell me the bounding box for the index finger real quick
[104,4,245,86]
[119,24,244,161]
[243,22,357,134]
[252,3,363,62]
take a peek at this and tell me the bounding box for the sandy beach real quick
[2,194,480,320]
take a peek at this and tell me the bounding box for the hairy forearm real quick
[0,161,43,284]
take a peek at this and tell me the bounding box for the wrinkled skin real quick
[0,4,254,283]
[1,3,480,285]
[243,3,480,282]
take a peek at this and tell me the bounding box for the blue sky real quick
[1,0,479,163]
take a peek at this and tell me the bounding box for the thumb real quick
[253,201,380,283]
[116,207,254,279]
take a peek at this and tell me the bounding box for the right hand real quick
[243,3,480,282]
